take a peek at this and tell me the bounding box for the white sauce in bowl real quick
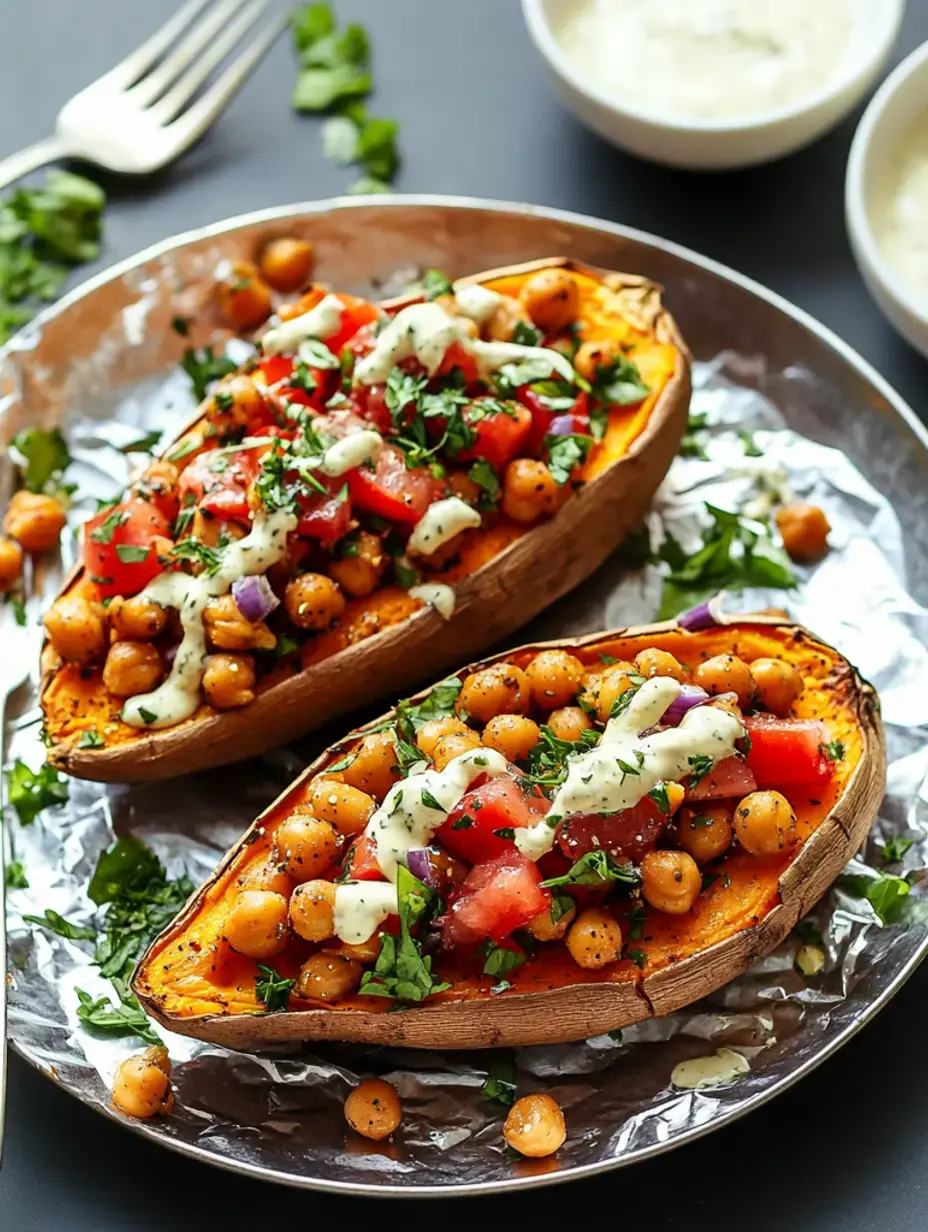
[551,0,854,123]
[872,112,928,314]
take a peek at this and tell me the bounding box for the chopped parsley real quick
[820,740,845,763]
[22,909,95,942]
[512,320,543,347]
[541,849,642,892]
[171,537,223,575]
[686,755,713,789]
[479,941,526,978]
[114,543,149,564]
[9,426,72,497]
[255,963,296,1013]
[627,948,647,969]
[468,459,501,510]
[359,865,450,1002]
[482,1055,517,1107]
[678,412,709,460]
[522,724,599,790]
[881,835,914,865]
[90,510,128,545]
[837,872,912,924]
[180,345,237,400]
[5,759,69,825]
[587,353,650,410]
[420,269,453,300]
[545,432,594,486]
[738,429,763,457]
[5,860,28,890]
[390,678,464,744]
[77,729,104,749]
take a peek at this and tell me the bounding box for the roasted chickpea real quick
[525,650,585,709]
[457,662,530,723]
[344,1079,402,1141]
[296,952,362,1000]
[431,730,482,770]
[0,536,23,592]
[502,459,563,524]
[138,459,180,522]
[503,1094,566,1158]
[446,470,482,506]
[528,897,576,942]
[108,594,167,641]
[734,790,796,856]
[101,641,162,698]
[285,572,346,631]
[776,502,831,563]
[185,511,247,551]
[566,905,623,969]
[203,594,276,652]
[328,531,387,599]
[547,705,592,742]
[4,490,66,553]
[202,653,256,709]
[592,664,637,724]
[416,716,472,758]
[634,648,688,683]
[223,889,289,958]
[275,809,339,880]
[217,259,273,332]
[521,269,580,333]
[484,294,532,342]
[694,654,755,708]
[573,338,624,382]
[305,778,376,836]
[259,237,315,293]
[277,285,326,323]
[42,594,107,664]
[640,850,701,914]
[751,657,803,717]
[290,879,337,942]
[331,934,382,964]
[483,714,540,762]
[237,858,292,898]
[677,804,733,865]
[341,731,402,801]
[112,1047,173,1119]
[209,373,266,430]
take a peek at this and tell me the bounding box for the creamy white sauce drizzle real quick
[332,747,508,942]
[259,293,345,356]
[873,111,928,314]
[514,678,744,860]
[121,509,298,729]
[553,0,854,122]
[408,583,457,621]
[454,283,503,326]
[353,300,575,386]
[316,429,383,478]
[407,497,481,556]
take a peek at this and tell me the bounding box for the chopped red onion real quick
[678,602,716,632]
[232,575,280,623]
[164,643,178,670]
[406,848,438,887]
[548,413,579,437]
[662,684,709,725]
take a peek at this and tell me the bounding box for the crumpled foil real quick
[2,296,927,1196]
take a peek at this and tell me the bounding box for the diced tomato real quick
[436,340,480,384]
[258,355,332,411]
[438,775,550,866]
[455,399,532,469]
[82,498,171,600]
[178,445,264,522]
[444,849,550,947]
[745,718,834,788]
[347,444,444,525]
[518,386,588,458]
[294,472,352,546]
[325,294,382,354]
[557,795,667,865]
[344,835,386,881]
[685,756,757,802]
[347,385,393,433]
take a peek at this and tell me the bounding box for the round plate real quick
[4,196,926,1196]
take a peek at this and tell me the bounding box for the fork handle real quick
[0,136,73,192]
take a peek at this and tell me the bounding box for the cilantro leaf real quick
[391,678,464,743]
[881,835,914,864]
[75,985,161,1047]
[22,909,95,942]
[523,724,600,790]
[10,426,72,495]
[181,345,237,401]
[5,860,28,890]
[480,942,525,977]
[359,866,450,1002]
[541,850,642,891]
[482,1055,517,1107]
[421,269,453,300]
[546,432,593,485]
[255,963,296,1013]
[838,872,912,924]
[588,353,649,407]
[820,739,845,763]
[5,759,69,825]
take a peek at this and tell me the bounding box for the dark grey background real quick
[3,1,928,1227]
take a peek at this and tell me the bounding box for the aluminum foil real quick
[2,234,927,1196]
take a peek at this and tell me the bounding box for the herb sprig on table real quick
[291,3,400,194]
[0,171,105,343]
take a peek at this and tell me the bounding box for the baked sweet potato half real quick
[134,616,884,1050]
[40,258,690,782]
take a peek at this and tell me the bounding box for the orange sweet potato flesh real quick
[135,621,876,1034]
[42,265,679,754]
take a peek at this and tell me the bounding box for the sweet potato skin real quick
[41,259,691,782]
[133,617,884,1050]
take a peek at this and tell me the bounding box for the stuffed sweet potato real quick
[134,615,884,1050]
[40,258,690,782]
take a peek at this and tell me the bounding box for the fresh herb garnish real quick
[678,412,709,460]
[75,987,161,1047]
[171,537,223,575]
[881,835,914,864]
[22,909,96,942]
[627,948,647,969]
[468,459,501,510]
[512,320,543,347]
[291,4,372,111]
[5,860,28,890]
[838,872,912,924]
[648,784,670,814]
[10,597,26,627]
[391,678,464,744]
[420,269,453,300]
[738,429,763,457]
[90,510,129,547]
[587,353,649,410]
[5,759,68,825]
[522,724,599,790]
[359,865,451,1002]
[181,345,237,400]
[820,740,845,763]
[137,707,157,725]
[541,849,642,891]
[545,432,593,486]
[626,904,647,941]
[420,789,444,813]
[482,1055,517,1107]
[686,755,713,789]
[77,729,104,749]
[479,941,526,978]
[9,426,72,496]
[255,963,296,1013]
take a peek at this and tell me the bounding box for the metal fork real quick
[0,615,32,1162]
[0,0,285,192]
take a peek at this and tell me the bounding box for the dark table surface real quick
[4,1,928,1227]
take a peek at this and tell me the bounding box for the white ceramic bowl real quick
[522,0,905,171]
[847,40,928,357]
